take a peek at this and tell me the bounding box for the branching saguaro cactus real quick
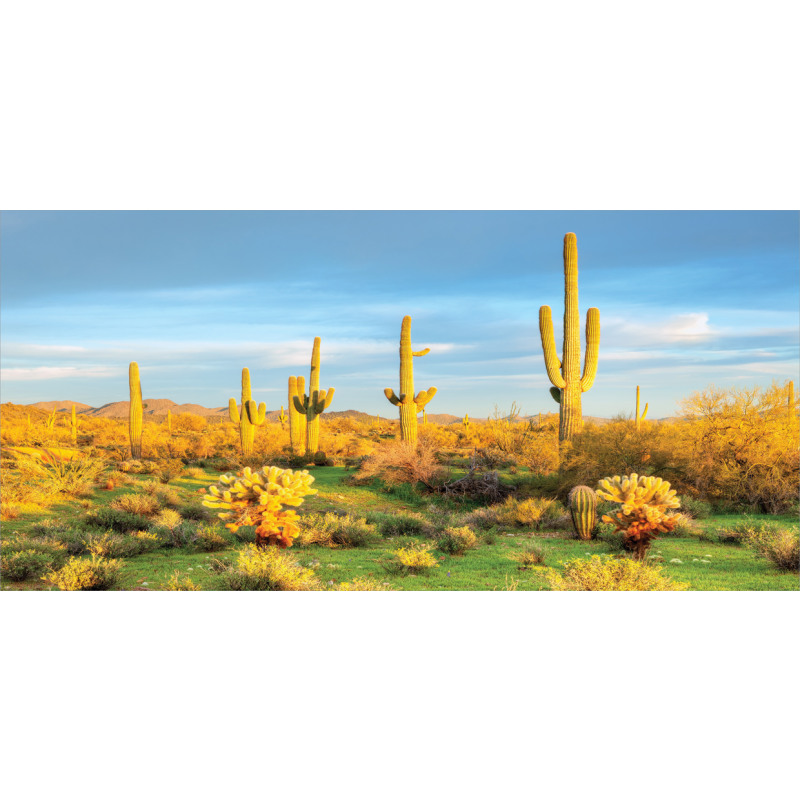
[288,376,307,454]
[293,338,335,456]
[384,315,437,445]
[635,385,649,430]
[229,368,267,457]
[129,362,143,458]
[539,233,600,442]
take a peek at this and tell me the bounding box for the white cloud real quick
[0,366,119,381]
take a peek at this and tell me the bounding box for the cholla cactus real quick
[596,473,680,559]
[203,466,317,549]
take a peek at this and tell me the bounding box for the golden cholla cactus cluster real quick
[596,473,680,559]
[202,466,317,548]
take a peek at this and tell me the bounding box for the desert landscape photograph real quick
[2,210,797,591]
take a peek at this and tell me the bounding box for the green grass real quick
[3,465,798,591]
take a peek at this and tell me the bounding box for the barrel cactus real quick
[568,485,597,541]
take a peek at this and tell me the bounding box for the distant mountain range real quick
[15,400,665,425]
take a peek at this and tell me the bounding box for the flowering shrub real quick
[548,555,688,591]
[436,525,477,555]
[596,473,680,559]
[43,554,122,591]
[221,544,321,590]
[203,466,317,548]
[390,542,439,575]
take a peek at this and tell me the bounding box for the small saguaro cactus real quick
[128,362,143,458]
[229,368,267,457]
[463,413,470,430]
[278,406,287,427]
[422,409,427,424]
[70,404,78,444]
[635,385,649,430]
[288,376,307,455]
[539,233,600,442]
[45,409,57,430]
[384,315,437,445]
[568,485,597,541]
[293,338,335,457]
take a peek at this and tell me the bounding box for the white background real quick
[2,1,798,798]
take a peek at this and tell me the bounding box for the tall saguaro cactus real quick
[635,385,649,430]
[384,315,437,444]
[293,338,335,456]
[129,362,143,458]
[539,233,600,442]
[288,376,307,455]
[229,368,267,457]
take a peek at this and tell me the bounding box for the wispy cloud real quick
[1,366,119,381]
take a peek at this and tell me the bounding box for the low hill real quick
[26,401,93,413]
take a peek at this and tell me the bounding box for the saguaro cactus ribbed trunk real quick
[635,385,648,430]
[384,315,437,444]
[288,375,307,455]
[293,338,334,456]
[539,233,600,442]
[129,362,143,458]
[229,368,267,457]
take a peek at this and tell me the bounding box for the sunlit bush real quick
[548,555,688,591]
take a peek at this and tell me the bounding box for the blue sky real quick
[1,211,797,418]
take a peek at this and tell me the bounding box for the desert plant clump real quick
[297,512,378,548]
[110,492,161,516]
[192,525,229,552]
[203,465,317,548]
[728,520,800,572]
[596,474,681,559]
[387,542,439,576]
[335,577,392,591]
[43,554,122,591]
[436,525,477,555]
[164,572,202,590]
[154,459,185,483]
[85,506,153,533]
[355,439,450,491]
[1,536,69,581]
[153,508,183,530]
[547,555,688,591]
[220,544,321,591]
[510,544,548,568]
[678,495,713,519]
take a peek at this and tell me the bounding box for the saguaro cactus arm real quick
[539,306,566,389]
[245,400,267,425]
[580,307,600,391]
[415,387,437,409]
[293,394,309,414]
[413,347,431,357]
[384,388,401,406]
[313,387,335,414]
[228,398,240,423]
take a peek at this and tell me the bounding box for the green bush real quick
[1,536,69,581]
[436,526,477,555]
[85,507,152,533]
[220,545,321,591]
[298,512,378,548]
[43,554,122,591]
[365,510,432,538]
